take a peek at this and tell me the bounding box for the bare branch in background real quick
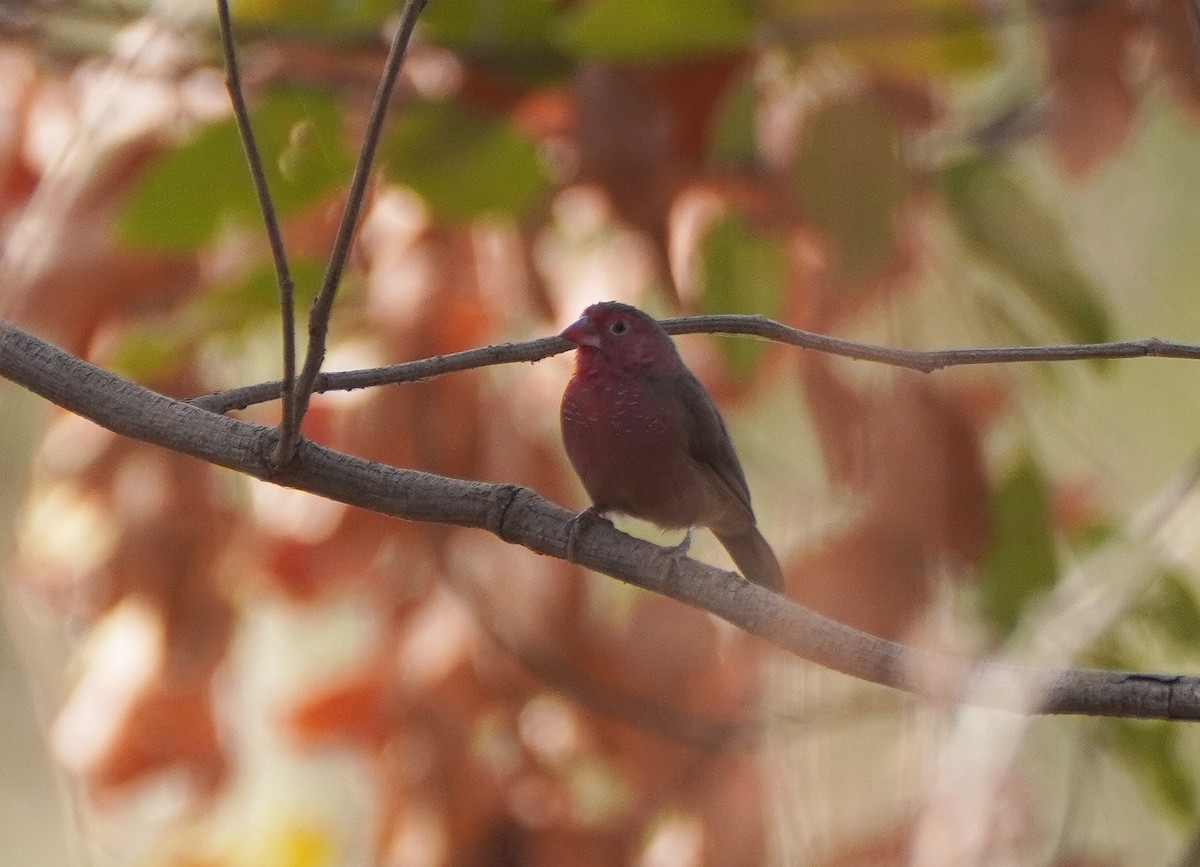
[189,316,1200,416]
[214,0,297,458]
[282,0,429,464]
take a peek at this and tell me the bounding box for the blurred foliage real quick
[109,258,326,381]
[119,88,351,251]
[231,0,396,28]
[697,214,788,380]
[8,0,1200,864]
[940,155,1115,348]
[794,96,908,285]
[977,455,1059,638]
[421,0,570,74]
[705,65,758,170]
[1088,568,1200,827]
[1103,719,1198,825]
[763,0,996,74]
[558,0,753,60]
[379,100,550,221]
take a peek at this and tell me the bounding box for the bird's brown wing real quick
[670,372,755,517]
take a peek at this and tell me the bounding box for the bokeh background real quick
[6,0,1200,864]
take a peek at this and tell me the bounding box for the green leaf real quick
[1091,567,1200,669]
[977,455,1059,637]
[782,0,995,76]
[201,257,326,326]
[422,0,568,75]
[558,0,752,61]
[1136,570,1200,654]
[940,156,1114,348]
[707,66,758,170]
[108,256,328,383]
[793,98,908,284]
[380,101,549,222]
[119,88,351,251]
[697,214,788,380]
[1104,719,1198,824]
[108,322,192,381]
[229,0,393,29]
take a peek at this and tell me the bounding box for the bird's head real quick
[561,302,681,374]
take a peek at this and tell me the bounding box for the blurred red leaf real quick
[88,677,227,798]
[698,753,768,866]
[52,627,228,801]
[1043,1,1138,177]
[791,518,933,639]
[803,361,994,565]
[573,58,742,271]
[1151,0,1200,112]
[864,73,944,132]
[795,361,996,636]
[288,662,391,749]
[510,87,577,141]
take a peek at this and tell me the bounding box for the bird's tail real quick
[715,526,784,592]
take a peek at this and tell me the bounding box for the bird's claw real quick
[667,528,693,559]
[566,506,611,563]
[657,528,694,586]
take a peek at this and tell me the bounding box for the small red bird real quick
[560,301,783,591]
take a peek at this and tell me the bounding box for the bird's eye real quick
[610,320,628,335]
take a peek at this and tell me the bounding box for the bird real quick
[559,301,784,591]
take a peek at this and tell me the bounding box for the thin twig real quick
[280,0,429,466]
[214,0,297,462]
[188,314,1200,415]
[664,316,1200,370]
[190,335,567,413]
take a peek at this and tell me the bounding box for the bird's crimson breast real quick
[561,368,724,529]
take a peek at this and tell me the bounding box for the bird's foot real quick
[657,528,694,587]
[566,506,611,563]
[667,528,693,559]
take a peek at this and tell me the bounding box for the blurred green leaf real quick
[707,66,758,170]
[108,322,192,381]
[977,455,1058,637]
[559,0,752,61]
[119,88,351,251]
[422,0,568,74]
[229,0,393,28]
[698,214,788,380]
[1089,567,1200,670]
[202,257,326,325]
[794,98,908,284]
[1137,570,1200,653]
[1104,719,1198,824]
[940,155,1114,348]
[380,101,549,222]
[775,0,995,75]
[109,257,327,382]
[1067,515,1118,553]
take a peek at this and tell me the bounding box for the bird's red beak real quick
[561,315,601,349]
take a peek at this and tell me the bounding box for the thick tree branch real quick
[4,318,1200,722]
[189,315,1200,416]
